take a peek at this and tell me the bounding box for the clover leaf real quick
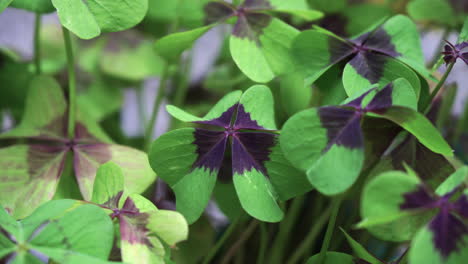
[91,162,188,264]
[360,166,468,264]
[0,200,116,263]
[292,15,430,96]
[0,76,156,218]
[281,80,452,196]
[155,0,323,83]
[149,85,309,223]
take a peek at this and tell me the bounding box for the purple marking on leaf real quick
[120,213,151,245]
[357,28,401,57]
[73,143,112,197]
[232,12,272,42]
[449,0,468,13]
[400,185,438,210]
[365,83,393,114]
[74,122,101,143]
[103,191,124,209]
[234,104,264,130]
[429,207,468,258]
[318,107,364,150]
[345,89,375,110]
[204,1,236,24]
[242,0,272,10]
[349,52,388,84]
[454,195,468,218]
[194,104,237,128]
[318,14,349,37]
[192,129,228,173]
[328,37,355,65]
[231,132,275,175]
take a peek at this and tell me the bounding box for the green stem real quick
[453,97,468,144]
[202,217,241,264]
[286,205,332,264]
[428,29,450,68]
[257,223,268,264]
[34,13,42,75]
[220,220,259,264]
[316,196,343,264]
[270,195,306,263]
[172,54,192,107]
[144,66,170,151]
[62,27,76,139]
[423,62,455,114]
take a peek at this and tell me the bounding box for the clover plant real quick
[0,1,467,263]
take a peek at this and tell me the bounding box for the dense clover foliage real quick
[0,0,467,263]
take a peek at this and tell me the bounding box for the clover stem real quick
[202,216,242,264]
[144,66,170,151]
[34,13,42,75]
[423,61,455,114]
[316,196,343,264]
[428,29,450,68]
[286,204,332,264]
[62,27,76,139]
[172,51,192,108]
[270,195,306,264]
[257,222,268,264]
[220,219,259,264]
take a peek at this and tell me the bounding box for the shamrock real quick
[360,166,468,264]
[292,15,429,98]
[91,163,188,264]
[442,41,468,65]
[281,79,452,195]
[149,85,309,223]
[0,76,155,218]
[155,0,323,83]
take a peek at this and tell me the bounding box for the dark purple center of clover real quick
[400,186,468,258]
[192,103,275,179]
[328,28,401,84]
[442,41,468,66]
[317,84,393,152]
[203,0,272,42]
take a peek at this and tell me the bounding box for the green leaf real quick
[306,251,355,264]
[74,143,157,201]
[51,0,148,39]
[155,25,215,62]
[291,30,349,84]
[238,85,276,129]
[340,228,384,264]
[1,76,67,140]
[280,72,312,116]
[374,106,453,156]
[0,0,14,13]
[173,167,217,224]
[10,0,54,13]
[272,9,323,21]
[100,42,166,82]
[382,15,428,78]
[266,143,311,201]
[409,227,468,264]
[0,145,67,219]
[91,162,125,205]
[343,57,421,100]
[0,205,20,239]
[29,203,114,260]
[230,18,299,83]
[460,17,468,42]
[167,90,242,122]
[77,78,123,122]
[308,0,347,13]
[343,4,392,37]
[128,193,158,212]
[307,144,364,195]
[435,166,468,196]
[233,169,283,222]
[407,0,456,27]
[147,210,188,246]
[360,171,432,241]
